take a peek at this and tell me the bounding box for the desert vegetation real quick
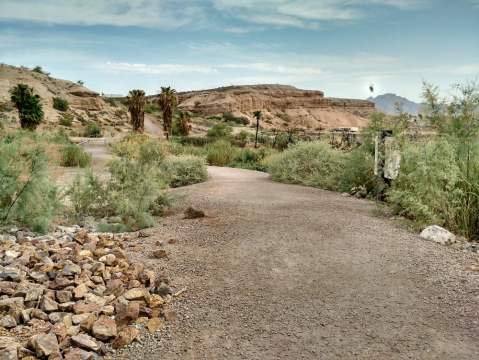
[158,86,177,140]
[126,89,146,133]
[266,82,479,240]
[9,83,44,130]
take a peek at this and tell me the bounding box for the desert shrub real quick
[206,140,236,166]
[267,141,345,190]
[0,136,60,232]
[223,112,249,125]
[59,144,91,167]
[68,158,168,230]
[68,171,110,219]
[112,134,167,164]
[145,103,160,114]
[59,113,73,126]
[161,155,208,187]
[387,139,463,228]
[234,130,250,147]
[9,84,44,130]
[339,146,382,197]
[176,136,215,147]
[32,66,49,75]
[230,147,277,171]
[207,123,232,139]
[104,97,118,107]
[53,97,69,111]
[84,122,102,137]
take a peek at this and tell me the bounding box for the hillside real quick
[368,93,422,115]
[166,84,375,131]
[0,64,131,135]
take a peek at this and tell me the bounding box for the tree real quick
[32,66,49,76]
[126,89,146,133]
[157,87,177,140]
[10,84,44,130]
[253,110,262,148]
[175,111,191,136]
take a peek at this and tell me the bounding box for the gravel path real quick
[115,166,478,359]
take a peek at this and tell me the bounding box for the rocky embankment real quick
[0,227,175,359]
[175,84,375,130]
[0,64,130,135]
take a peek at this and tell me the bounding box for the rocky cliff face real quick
[0,64,130,135]
[177,85,375,130]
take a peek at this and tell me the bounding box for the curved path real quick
[118,167,478,359]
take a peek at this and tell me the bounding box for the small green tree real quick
[32,66,49,75]
[253,110,262,148]
[126,89,146,133]
[10,84,44,130]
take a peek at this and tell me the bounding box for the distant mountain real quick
[368,93,422,115]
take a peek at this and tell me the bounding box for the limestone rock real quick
[30,333,60,357]
[92,316,117,341]
[71,334,100,352]
[147,317,165,333]
[111,327,139,349]
[420,225,456,245]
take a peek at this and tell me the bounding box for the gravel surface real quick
[113,166,479,360]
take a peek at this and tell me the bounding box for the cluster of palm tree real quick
[126,86,181,140]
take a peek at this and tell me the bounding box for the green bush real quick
[9,84,44,130]
[60,144,91,167]
[339,146,382,196]
[223,112,249,125]
[84,122,102,137]
[267,141,345,190]
[145,103,160,114]
[206,140,236,166]
[234,130,249,147]
[59,113,73,127]
[207,123,232,139]
[68,158,169,230]
[230,147,277,171]
[161,155,208,187]
[32,66,49,75]
[53,97,69,112]
[0,136,60,232]
[387,139,464,229]
[176,136,216,147]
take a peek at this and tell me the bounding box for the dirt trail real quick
[115,166,479,360]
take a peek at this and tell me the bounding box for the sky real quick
[0,0,478,102]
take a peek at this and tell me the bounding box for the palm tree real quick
[253,110,262,148]
[158,87,177,140]
[10,84,44,130]
[126,89,146,133]
[177,111,191,136]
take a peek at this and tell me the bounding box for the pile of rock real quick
[0,227,174,359]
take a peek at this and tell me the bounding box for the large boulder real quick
[420,225,456,245]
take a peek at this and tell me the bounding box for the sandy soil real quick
[113,166,479,360]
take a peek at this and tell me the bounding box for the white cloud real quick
[0,0,429,30]
[105,61,322,76]
[220,63,321,75]
[213,0,429,29]
[0,0,208,28]
[105,62,218,74]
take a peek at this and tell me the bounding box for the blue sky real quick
[0,0,478,101]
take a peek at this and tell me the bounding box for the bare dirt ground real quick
[113,166,479,360]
